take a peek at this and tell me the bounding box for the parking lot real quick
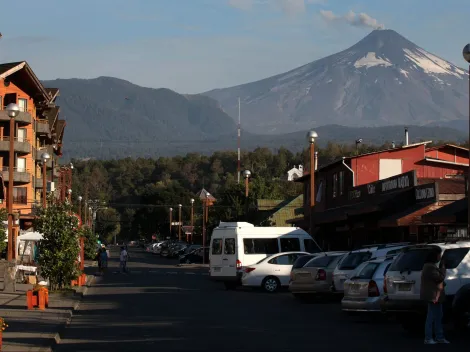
[56,247,464,351]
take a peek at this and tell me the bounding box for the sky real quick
[0,0,468,94]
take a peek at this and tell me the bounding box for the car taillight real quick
[368,280,380,297]
[245,267,255,273]
[315,269,327,281]
[383,276,388,294]
[236,260,242,270]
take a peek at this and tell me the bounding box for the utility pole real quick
[237,97,241,184]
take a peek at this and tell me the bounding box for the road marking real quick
[184,272,196,275]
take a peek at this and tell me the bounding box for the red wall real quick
[425,146,468,164]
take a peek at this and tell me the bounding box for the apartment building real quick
[0,61,66,230]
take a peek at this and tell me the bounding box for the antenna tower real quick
[237,97,241,184]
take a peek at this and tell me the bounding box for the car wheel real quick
[262,276,280,293]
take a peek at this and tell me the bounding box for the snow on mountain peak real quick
[354,52,392,69]
[403,48,465,78]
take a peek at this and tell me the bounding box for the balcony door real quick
[17,157,26,173]
[18,98,27,112]
[18,128,26,142]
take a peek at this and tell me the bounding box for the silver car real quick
[341,257,394,313]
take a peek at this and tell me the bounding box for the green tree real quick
[34,203,80,290]
[0,209,7,255]
[96,208,121,244]
[79,226,97,260]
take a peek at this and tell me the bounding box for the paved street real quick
[55,247,464,352]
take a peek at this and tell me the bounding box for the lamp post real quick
[463,44,470,237]
[202,192,210,264]
[5,103,19,262]
[307,130,318,236]
[243,170,251,197]
[78,196,82,218]
[190,198,194,243]
[41,152,51,208]
[169,208,173,238]
[67,188,72,203]
[178,204,182,241]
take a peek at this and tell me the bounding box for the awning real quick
[379,202,444,227]
[313,204,358,224]
[347,188,413,217]
[422,197,468,224]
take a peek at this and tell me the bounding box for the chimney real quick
[392,141,396,148]
[314,152,318,171]
[404,127,409,146]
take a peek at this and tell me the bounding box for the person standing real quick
[420,248,450,345]
[99,245,108,275]
[120,246,129,273]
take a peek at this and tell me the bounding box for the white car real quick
[241,251,309,292]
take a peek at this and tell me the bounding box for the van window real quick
[441,248,470,269]
[280,238,300,252]
[388,248,435,272]
[244,238,278,255]
[212,239,223,255]
[224,238,236,255]
[339,252,372,270]
[304,239,318,253]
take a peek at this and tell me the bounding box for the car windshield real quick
[338,252,372,270]
[388,247,438,272]
[354,262,380,279]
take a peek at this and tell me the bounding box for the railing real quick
[0,136,31,143]
[2,166,30,173]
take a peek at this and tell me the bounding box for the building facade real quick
[289,141,468,249]
[0,61,65,230]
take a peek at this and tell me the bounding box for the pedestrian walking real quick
[120,246,128,273]
[99,245,108,275]
[420,248,450,345]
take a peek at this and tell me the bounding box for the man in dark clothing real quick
[420,248,449,345]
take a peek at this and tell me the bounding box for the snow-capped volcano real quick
[204,29,469,134]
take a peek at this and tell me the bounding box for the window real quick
[388,247,437,272]
[292,254,316,269]
[13,187,27,204]
[339,171,344,195]
[17,158,26,173]
[327,254,346,269]
[18,128,27,143]
[338,252,372,270]
[441,248,470,269]
[332,173,338,198]
[280,238,300,252]
[305,255,333,268]
[224,238,236,255]
[211,239,222,255]
[18,98,27,112]
[243,238,278,254]
[355,263,380,279]
[269,254,302,265]
[304,239,319,253]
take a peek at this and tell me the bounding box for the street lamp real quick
[306,130,318,236]
[5,103,19,262]
[178,204,182,241]
[169,207,173,238]
[190,198,195,243]
[41,152,51,208]
[243,170,251,197]
[78,196,82,218]
[203,192,210,264]
[67,188,72,203]
[463,44,470,237]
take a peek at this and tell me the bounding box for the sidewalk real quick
[0,274,94,352]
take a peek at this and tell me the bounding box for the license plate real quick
[350,284,359,293]
[213,267,221,272]
[398,283,412,291]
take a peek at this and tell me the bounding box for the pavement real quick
[0,271,94,352]
[48,247,467,352]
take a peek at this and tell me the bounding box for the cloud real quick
[320,9,385,30]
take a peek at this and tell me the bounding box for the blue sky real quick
[0,0,468,93]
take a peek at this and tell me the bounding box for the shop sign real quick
[414,183,439,202]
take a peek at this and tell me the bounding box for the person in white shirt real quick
[120,246,129,273]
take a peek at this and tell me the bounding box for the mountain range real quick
[42,29,469,160]
[204,29,469,134]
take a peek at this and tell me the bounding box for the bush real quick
[79,226,98,260]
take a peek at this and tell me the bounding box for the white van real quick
[209,222,318,288]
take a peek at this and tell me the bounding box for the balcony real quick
[0,110,32,125]
[34,147,54,168]
[36,120,50,135]
[0,137,32,154]
[2,167,31,184]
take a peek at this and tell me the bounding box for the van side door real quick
[221,237,237,278]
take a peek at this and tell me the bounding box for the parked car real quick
[241,252,309,292]
[209,222,319,289]
[179,247,209,264]
[383,241,470,331]
[332,243,408,294]
[342,257,394,313]
[289,252,346,299]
